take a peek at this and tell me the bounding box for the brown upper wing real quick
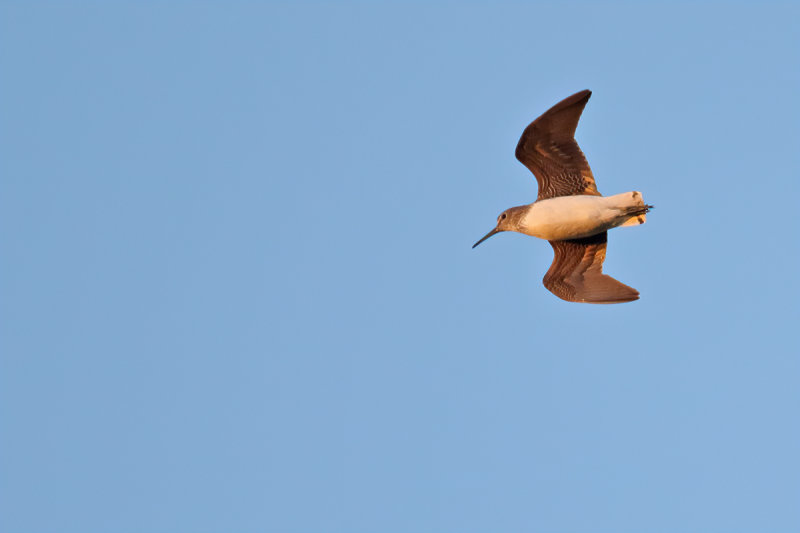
[515,90,601,200]
[543,232,639,304]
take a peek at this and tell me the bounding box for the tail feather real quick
[626,204,653,216]
[619,204,653,227]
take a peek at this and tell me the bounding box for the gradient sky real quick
[2,3,799,533]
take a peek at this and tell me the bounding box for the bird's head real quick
[472,206,525,248]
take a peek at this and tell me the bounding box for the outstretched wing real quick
[543,232,639,304]
[515,90,601,200]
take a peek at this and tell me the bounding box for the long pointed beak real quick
[472,227,501,249]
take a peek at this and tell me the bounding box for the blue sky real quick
[1,2,799,532]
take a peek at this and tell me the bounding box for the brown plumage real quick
[473,90,650,304]
[515,89,600,201]
[543,232,639,304]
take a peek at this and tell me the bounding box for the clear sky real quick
[2,2,799,533]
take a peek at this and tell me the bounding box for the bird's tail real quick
[618,193,653,227]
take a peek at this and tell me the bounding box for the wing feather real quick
[543,232,639,304]
[515,90,601,200]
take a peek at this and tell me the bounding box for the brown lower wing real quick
[515,90,601,200]
[543,233,639,304]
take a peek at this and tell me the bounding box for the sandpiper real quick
[473,90,652,304]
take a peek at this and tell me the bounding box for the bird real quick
[472,90,652,304]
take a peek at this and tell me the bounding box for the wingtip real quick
[558,89,592,106]
[573,89,591,101]
[582,294,640,304]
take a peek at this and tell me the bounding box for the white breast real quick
[521,192,644,240]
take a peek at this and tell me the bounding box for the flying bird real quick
[473,90,652,304]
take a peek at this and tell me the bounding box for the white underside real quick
[520,192,646,241]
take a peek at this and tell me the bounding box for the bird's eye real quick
[501,213,507,220]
